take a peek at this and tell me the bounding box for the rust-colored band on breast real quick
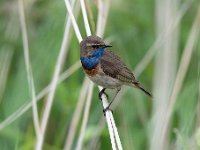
[83,63,99,76]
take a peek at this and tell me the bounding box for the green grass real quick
[0,0,199,149]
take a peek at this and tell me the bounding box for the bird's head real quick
[80,35,112,57]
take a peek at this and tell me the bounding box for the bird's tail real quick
[133,81,152,97]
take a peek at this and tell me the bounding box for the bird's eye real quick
[92,45,98,48]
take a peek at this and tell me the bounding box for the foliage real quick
[0,0,199,149]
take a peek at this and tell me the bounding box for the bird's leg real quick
[98,88,108,100]
[103,87,121,116]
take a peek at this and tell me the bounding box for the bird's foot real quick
[103,106,113,116]
[98,88,108,100]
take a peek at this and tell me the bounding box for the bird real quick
[80,35,152,113]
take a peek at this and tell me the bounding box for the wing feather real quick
[100,50,136,83]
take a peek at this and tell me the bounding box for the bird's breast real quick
[83,64,99,76]
[88,73,122,89]
[82,61,123,88]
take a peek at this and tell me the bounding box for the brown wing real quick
[100,50,136,83]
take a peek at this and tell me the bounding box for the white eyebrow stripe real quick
[86,43,104,46]
[86,43,93,46]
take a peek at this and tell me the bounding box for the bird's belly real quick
[88,74,122,89]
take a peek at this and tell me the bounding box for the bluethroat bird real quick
[80,35,152,113]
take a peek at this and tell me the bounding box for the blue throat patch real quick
[80,48,105,70]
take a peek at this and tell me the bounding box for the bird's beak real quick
[103,44,112,48]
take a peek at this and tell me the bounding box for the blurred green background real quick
[0,0,199,150]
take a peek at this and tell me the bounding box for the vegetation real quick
[0,0,199,149]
